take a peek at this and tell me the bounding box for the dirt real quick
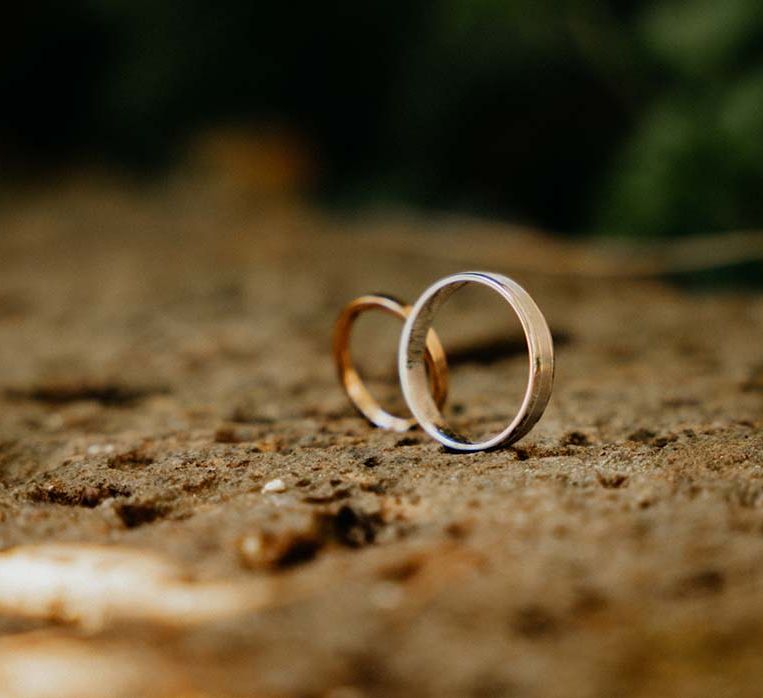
[0,182,762,697]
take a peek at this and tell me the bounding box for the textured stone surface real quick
[0,183,762,697]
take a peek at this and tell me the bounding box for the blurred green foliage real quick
[598,0,763,237]
[2,0,762,237]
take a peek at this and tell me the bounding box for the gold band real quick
[333,294,448,431]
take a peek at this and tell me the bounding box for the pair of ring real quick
[333,272,554,452]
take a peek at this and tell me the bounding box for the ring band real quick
[398,272,554,451]
[333,294,449,432]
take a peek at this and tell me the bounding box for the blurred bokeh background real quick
[2,0,763,242]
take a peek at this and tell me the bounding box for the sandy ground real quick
[0,182,762,698]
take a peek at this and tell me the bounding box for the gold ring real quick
[333,294,448,431]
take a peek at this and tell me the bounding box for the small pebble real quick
[261,478,287,494]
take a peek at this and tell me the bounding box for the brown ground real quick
[0,182,762,698]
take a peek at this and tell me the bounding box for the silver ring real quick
[398,272,554,451]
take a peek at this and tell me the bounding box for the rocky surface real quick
[0,183,762,697]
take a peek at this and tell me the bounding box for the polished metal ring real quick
[398,272,554,451]
[333,294,449,431]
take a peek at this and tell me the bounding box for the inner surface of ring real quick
[405,280,531,446]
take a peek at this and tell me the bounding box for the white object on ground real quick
[261,478,287,493]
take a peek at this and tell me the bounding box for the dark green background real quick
[3,0,763,237]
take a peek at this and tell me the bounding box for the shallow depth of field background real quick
[2,0,763,242]
[3,6,763,697]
